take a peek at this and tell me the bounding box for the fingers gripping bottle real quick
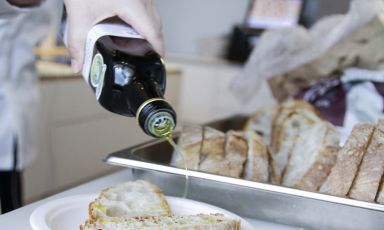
[76,21,176,138]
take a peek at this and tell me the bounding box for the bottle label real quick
[90,53,107,100]
[82,23,144,84]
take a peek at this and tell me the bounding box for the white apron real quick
[0,1,50,170]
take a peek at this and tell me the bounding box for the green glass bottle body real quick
[88,35,176,138]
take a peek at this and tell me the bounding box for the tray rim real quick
[104,138,384,213]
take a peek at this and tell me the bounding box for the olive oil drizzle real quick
[166,134,189,198]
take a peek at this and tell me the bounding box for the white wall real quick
[154,0,249,55]
[155,0,351,56]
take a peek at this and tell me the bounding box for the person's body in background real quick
[0,0,163,213]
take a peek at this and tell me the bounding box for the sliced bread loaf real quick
[172,125,203,170]
[244,105,277,145]
[282,121,340,191]
[243,131,270,182]
[199,130,247,178]
[319,124,375,197]
[200,126,226,158]
[349,120,384,202]
[81,214,240,230]
[270,100,322,177]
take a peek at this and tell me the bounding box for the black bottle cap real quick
[137,99,177,138]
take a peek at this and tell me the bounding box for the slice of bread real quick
[319,124,375,197]
[224,131,248,178]
[244,105,277,145]
[349,120,384,202]
[243,131,270,182]
[270,100,322,177]
[282,121,340,191]
[376,176,384,204]
[199,131,247,178]
[200,126,226,158]
[88,180,172,221]
[172,125,203,170]
[81,214,241,230]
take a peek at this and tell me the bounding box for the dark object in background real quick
[295,77,346,126]
[226,0,313,63]
[226,26,263,63]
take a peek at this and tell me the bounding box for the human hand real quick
[63,0,164,73]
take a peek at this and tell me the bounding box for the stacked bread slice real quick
[282,121,340,191]
[174,125,273,182]
[175,100,384,204]
[269,100,323,178]
[320,120,384,203]
[81,180,240,230]
[82,214,240,230]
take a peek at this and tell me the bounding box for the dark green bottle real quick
[85,24,176,138]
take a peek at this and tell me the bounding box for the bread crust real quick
[243,131,270,182]
[319,124,375,197]
[295,146,339,191]
[199,131,247,178]
[173,125,203,170]
[270,100,322,178]
[282,121,340,191]
[200,127,226,158]
[349,120,384,202]
[244,105,277,145]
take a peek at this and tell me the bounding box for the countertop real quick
[0,169,297,230]
[36,60,182,80]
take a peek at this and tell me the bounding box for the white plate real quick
[30,194,254,230]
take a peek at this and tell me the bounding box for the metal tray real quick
[105,116,384,230]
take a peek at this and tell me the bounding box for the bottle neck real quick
[136,99,176,138]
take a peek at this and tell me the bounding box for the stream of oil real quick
[166,135,189,198]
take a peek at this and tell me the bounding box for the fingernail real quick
[70,59,80,73]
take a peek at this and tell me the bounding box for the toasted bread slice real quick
[244,105,277,145]
[199,131,247,178]
[282,121,340,191]
[81,214,241,230]
[89,180,172,221]
[243,131,270,182]
[270,100,322,176]
[349,120,384,202]
[172,125,203,170]
[319,124,375,197]
[200,126,226,158]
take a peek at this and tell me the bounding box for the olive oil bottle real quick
[79,22,176,138]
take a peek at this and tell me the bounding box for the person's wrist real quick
[6,0,42,7]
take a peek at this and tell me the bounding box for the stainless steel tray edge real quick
[105,148,384,212]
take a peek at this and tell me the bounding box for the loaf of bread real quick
[81,214,240,230]
[199,130,247,178]
[349,120,384,202]
[243,131,270,183]
[319,124,375,197]
[172,125,203,170]
[283,121,340,191]
[244,105,277,145]
[270,100,322,176]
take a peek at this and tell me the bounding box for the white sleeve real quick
[0,0,42,17]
